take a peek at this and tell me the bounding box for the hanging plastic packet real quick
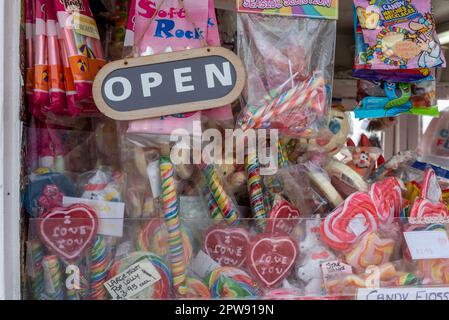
[125,0,233,144]
[45,0,67,115]
[25,0,36,114]
[33,0,50,110]
[352,2,434,82]
[235,14,335,138]
[53,0,106,105]
[355,78,438,118]
[353,0,446,70]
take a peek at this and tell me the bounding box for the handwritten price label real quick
[104,261,161,300]
[404,231,449,260]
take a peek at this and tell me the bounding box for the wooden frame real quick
[93,46,246,121]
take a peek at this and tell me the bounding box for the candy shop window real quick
[1,0,448,301]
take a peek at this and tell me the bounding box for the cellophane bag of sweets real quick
[33,0,49,111]
[125,0,233,144]
[353,0,446,70]
[236,13,336,138]
[53,0,106,109]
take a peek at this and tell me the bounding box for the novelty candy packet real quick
[354,0,446,70]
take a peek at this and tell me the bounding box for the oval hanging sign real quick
[93,47,246,120]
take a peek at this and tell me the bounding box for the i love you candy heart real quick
[266,200,301,235]
[204,227,250,268]
[38,204,98,261]
[248,234,298,288]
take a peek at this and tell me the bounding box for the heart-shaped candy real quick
[248,234,298,288]
[320,192,379,251]
[204,227,250,267]
[422,168,442,202]
[38,204,98,261]
[266,200,301,235]
[409,198,449,224]
[370,177,402,224]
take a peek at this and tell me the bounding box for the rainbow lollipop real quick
[42,255,64,300]
[89,235,111,300]
[202,164,239,225]
[206,267,259,298]
[160,157,187,295]
[245,152,267,230]
[28,240,46,300]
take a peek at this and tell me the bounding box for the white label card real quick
[358,287,449,300]
[321,260,353,284]
[190,250,220,279]
[104,261,161,300]
[403,231,449,260]
[348,217,367,237]
[63,197,125,237]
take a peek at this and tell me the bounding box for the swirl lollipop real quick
[245,152,267,230]
[182,277,210,299]
[160,157,187,294]
[320,192,379,251]
[28,240,46,300]
[42,255,65,300]
[370,177,402,225]
[206,267,259,298]
[202,164,239,225]
[89,235,111,300]
[344,232,394,271]
[136,219,193,264]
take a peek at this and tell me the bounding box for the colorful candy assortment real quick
[21,0,449,301]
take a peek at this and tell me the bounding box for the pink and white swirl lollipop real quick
[320,192,379,251]
[370,177,402,225]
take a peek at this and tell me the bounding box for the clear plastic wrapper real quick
[235,13,336,137]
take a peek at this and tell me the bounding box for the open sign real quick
[93,47,246,120]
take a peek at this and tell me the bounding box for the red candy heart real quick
[204,227,250,267]
[370,177,402,224]
[38,204,98,261]
[320,192,379,251]
[248,234,298,288]
[266,200,301,235]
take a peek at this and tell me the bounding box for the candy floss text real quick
[137,1,204,40]
[241,0,332,9]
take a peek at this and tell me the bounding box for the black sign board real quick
[93,47,246,120]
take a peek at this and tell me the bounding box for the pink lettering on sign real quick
[248,234,298,287]
[38,204,98,261]
[204,227,250,268]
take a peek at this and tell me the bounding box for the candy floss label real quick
[358,287,449,300]
[104,261,161,300]
[237,0,339,19]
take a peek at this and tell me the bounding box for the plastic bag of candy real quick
[235,13,336,138]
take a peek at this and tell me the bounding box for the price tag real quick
[104,260,161,300]
[404,231,449,260]
[190,250,220,279]
[72,13,100,40]
[63,197,125,237]
[321,260,353,284]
